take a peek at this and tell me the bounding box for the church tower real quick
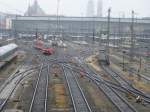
[24,0,46,16]
[86,0,95,17]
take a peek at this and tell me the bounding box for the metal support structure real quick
[130,10,135,62]
[56,0,60,38]
[81,13,84,41]
[35,28,38,39]
[92,16,95,43]
[92,28,95,42]
[122,51,126,71]
[139,56,142,72]
[14,15,18,43]
[0,14,2,39]
[137,52,142,80]
[99,31,102,46]
[48,17,50,37]
[119,17,124,51]
[107,8,111,54]
[81,13,86,41]
[118,17,121,48]
[138,45,142,73]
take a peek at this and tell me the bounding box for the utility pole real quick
[35,28,38,39]
[81,12,84,41]
[56,0,60,39]
[93,28,95,42]
[118,17,121,48]
[14,15,17,42]
[130,10,135,62]
[139,56,142,72]
[99,31,102,46]
[107,8,111,54]
[0,14,2,39]
[92,16,95,43]
[122,50,126,71]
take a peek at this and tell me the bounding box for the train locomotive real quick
[34,37,54,55]
[97,47,110,65]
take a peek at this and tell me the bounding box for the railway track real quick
[65,57,150,103]
[63,63,137,112]
[101,65,131,88]
[62,65,92,112]
[0,65,37,111]
[29,64,49,112]
[101,65,150,103]
[110,55,150,81]
[54,45,138,112]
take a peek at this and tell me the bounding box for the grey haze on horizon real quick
[0,0,149,17]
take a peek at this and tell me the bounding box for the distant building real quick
[0,12,6,29]
[86,0,95,17]
[97,0,103,17]
[24,0,46,16]
[11,16,150,37]
[0,12,19,29]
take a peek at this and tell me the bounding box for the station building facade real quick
[11,16,150,38]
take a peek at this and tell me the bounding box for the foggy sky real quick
[0,0,149,17]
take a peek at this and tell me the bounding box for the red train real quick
[34,38,54,55]
[42,48,54,55]
[34,37,43,49]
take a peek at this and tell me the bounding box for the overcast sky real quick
[0,0,149,17]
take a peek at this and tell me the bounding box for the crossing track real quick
[63,63,137,112]
[109,55,150,82]
[101,65,150,103]
[0,65,39,111]
[29,64,49,112]
[72,42,150,104]
[62,64,92,112]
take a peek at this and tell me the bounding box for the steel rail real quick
[63,64,137,112]
[44,64,49,112]
[62,65,77,112]
[101,65,150,102]
[29,64,45,112]
[62,65,92,112]
[65,63,150,103]
[0,69,36,111]
[72,71,92,112]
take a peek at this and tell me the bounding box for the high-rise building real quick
[86,0,95,17]
[97,0,103,17]
[24,0,46,16]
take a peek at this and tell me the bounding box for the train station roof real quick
[0,43,18,57]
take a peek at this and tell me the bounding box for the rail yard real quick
[0,37,149,112]
[0,1,150,112]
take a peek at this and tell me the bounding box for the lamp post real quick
[99,31,102,46]
[130,10,135,62]
[137,46,142,80]
[92,15,95,43]
[107,8,111,54]
[0,14,2,39]
[122,50,126,71]
[56,0,60,37]
[118,12,124,50]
